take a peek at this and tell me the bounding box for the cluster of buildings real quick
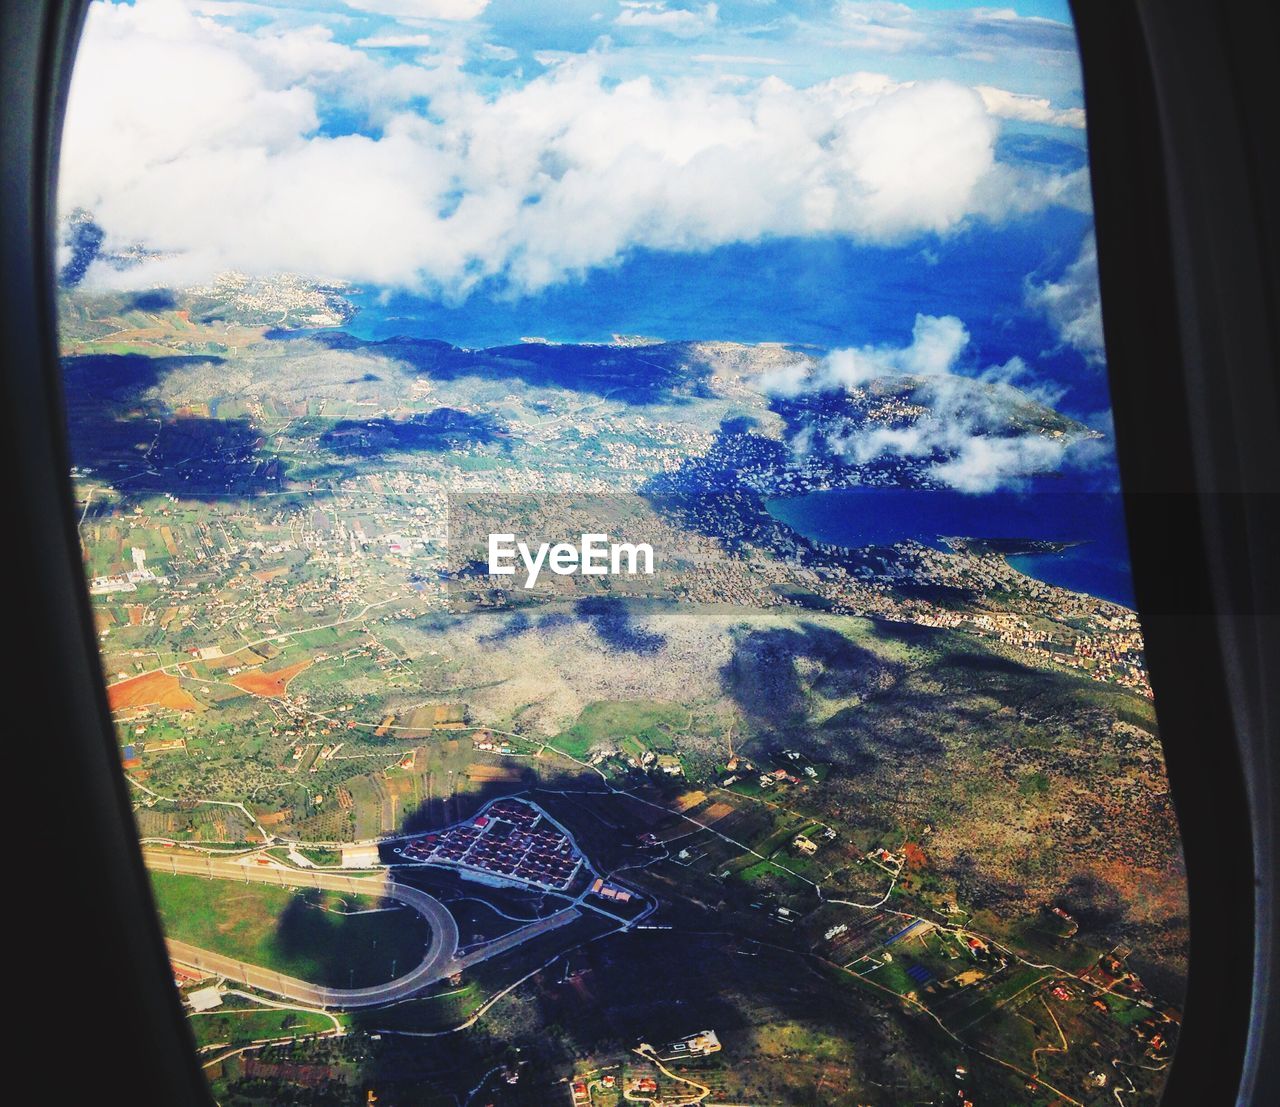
[570,1030,722,1104]
[588,878,632,904]
[567,1072,620,1104]
[721,755,823,793]
[90,546,168,595]
[756,767,801,789]
[190,271,354,328]
[399,798,582,891]
[891,543,1153,695]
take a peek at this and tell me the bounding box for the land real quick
[149,869,432,990]
[61,278,1185,1106]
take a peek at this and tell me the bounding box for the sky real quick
[58,0,1108,492]
[61,0,1093,297]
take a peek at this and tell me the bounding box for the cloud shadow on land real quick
[61,352,287,504]
[392,771,572,841]
[573,596,666,655]
[476,609,575,646]
[378,769,953,1095]
[270,332,715,406]
[645,414,794,502]
[271,887,430,991]
[498,877,962,1099]
[125,289,178,312]
[640,415,806,555]
[721,621,897,736]
[319,407,508,456]
[62,351,224,405]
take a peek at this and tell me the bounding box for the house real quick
[655,1029,722,1061]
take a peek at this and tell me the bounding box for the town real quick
[393,798,585,892]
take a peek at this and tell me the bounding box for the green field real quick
[189,1006,338,1049]
[1103,992,1153,1027]
[552,699,689,759]
[150,872,431,988]
[297,846,343,866]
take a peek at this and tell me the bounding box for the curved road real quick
[145,852,461,1008]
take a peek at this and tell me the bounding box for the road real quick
[454,907,581,970]
[145,852,460,1008]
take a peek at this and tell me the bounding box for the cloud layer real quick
[61,0,1089,297]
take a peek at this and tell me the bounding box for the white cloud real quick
[478,41,518,61]
[60,0,1086,298]
[836,1,926,53]
[976,85,1084,129]
[760,314,970,395]
[1026,232,1105,363]
[342,0,488,20]
[249,24,366,81]
[691,53,787,66]
[967,7,1067,30]
[191,1,285,16]
[755,360,812,398]
[929,433,1068,492]
[760,314,1081,492]
[976,354,1065,408]
[355,32,434,48]
[615,2,718,39]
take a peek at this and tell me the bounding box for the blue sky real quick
[191,1,1085,115]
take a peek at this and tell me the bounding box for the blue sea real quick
[341,207,1108,422]
[766,484,1135,608]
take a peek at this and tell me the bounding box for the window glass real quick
[58,2,1186,1103]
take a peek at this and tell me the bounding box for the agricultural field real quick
[107,670,200,712]
[229,660,313,698]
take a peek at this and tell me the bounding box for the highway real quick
[145,852,586,1010]
[145,851,460,1008]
